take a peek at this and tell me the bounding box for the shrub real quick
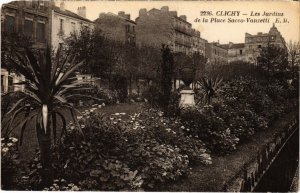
[1,137,20,189]
[26,108,212,191]
[180,106,239,155]
[1,92,25,118]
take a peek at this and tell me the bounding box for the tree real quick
[287,41,300,79]
[192,52,206,81]
[257,44,289,80]
[1,48,93,188]
[65,27,112,77]
[160,45,174,109]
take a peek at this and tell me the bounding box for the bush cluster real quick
[181,76,297,155]
[68,84,118,106]
[26,108,211,191]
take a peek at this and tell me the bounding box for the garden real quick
[1,31,299,191]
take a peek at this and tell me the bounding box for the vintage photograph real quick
[0,0,299,191]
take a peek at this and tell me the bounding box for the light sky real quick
[56,0,299,44]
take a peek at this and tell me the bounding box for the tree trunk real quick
[36,122,53,188]
[129,75,132,95]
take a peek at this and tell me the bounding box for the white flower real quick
[11,138,18,143]
[77,116,83,120]
[120,112,126,115]
[181,126,185,129]
[110,117,114,120]
[98,105,102,108]
[1,138,4,141]
[115,113,120,116]
[113,122,117,124]
[2,147,9,153]
[7,143,13,147]
[102,103,105,107]
[81,125,85,128]
[162,172,167,176]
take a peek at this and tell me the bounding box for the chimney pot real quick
[118,11,125,17]
[77,6,86,18]
[139,8,147,17]
[179,15,187,21]
[161,6,169,12]
[60,2,65,11]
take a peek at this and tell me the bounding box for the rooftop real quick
[53,6,92,23]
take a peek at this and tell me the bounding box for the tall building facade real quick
[244,24,286,64]
[1,1,53,93]
[205,42,228,65]
[227,42,248,63]
[51,2,94,50]
[135,6,205,55]
[94,11,136,45]
[1,1,52,49]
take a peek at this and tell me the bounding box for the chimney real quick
[118,11,125,17]
[139,8,147,17]
[169,11,177,17]
[179,15,187,21]
[161,6,169,12]
[60,2,65,11]
[229,42,234,48]
[99,13,106,18]
[77,6,86,18]
[125,14,130,20]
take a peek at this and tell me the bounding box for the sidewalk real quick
[160,110,298,191]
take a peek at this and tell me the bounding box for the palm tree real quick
[197,76,223,104]
[1,47,97,187]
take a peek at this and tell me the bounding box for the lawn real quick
[12,102,145,162]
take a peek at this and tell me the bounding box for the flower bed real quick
[1,137,20,189]
[25,108,211,191]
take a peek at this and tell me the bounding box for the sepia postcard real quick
[1,0,299,192]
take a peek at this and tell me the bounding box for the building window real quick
[59,43,63,50]
[240,50,243,55]
[5,15,15,33]
[1,75,4,93]
[59,19,64,34]
[36,22,45,42]
[132,26,135,32]
[258,45,261,48]
[8,76,13,92]
[24,19,33,38]
[71,22,76,31]
[126,25,130,32]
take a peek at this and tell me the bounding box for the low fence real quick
[223,116,299,192]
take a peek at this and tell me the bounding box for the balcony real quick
[175,37,192,48]
[174,24,192,37]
